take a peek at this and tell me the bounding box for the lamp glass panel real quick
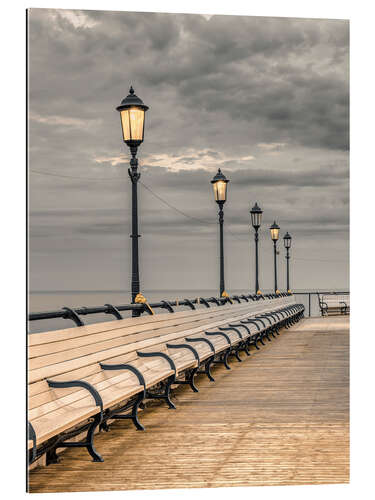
[284,237,291,248]
[120,107,145,142]
[213,180,227,202]
[270,228,279,240]
[252,212,261,227]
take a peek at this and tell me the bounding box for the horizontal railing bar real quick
[293,291,349,295]
[28,292,288,323]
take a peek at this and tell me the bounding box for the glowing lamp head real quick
[270,221,280,241]
[211,168,229,203]
[116,86,149,147]
[283,232,292,249]
[250,202,263,229]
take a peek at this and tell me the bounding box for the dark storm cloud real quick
[28,9,349,293]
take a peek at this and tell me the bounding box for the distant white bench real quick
[319,294,350,316]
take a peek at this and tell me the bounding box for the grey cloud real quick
[28,9,349,294]
[140,162,349,190]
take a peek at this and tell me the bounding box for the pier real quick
[28,315,349,492]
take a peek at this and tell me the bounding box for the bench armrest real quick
[229,322,251,334]
[273,310,286,318]
[185,337,215,354]
[100,362,146,390]
[47,379,103,418]
[209,297,221,306]
[137,351,177,374]
[182,298,196,310]
[241,319,262,331]
[263,312,279,322]
[339,301,348,314]
[273,310,284,319]
[219,326,243,339]
[166,343,200,362]
[28,421,37,462]
[198,297,211,308]
[256,315,273,326]
[278,307,290,316]
[204,330,231,346]
[160,300,174,313]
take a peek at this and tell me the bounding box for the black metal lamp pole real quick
[129,149,140,306]
[270,221,280,294]
[218,201,225,295]
[250,202,263,294]
[116,86,149,315]
[283,232,292,292]
[211,169,229,297]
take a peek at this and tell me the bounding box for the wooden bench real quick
[28,295,304,465]
[319,294,350,316]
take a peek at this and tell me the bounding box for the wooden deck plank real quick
[28,317,349,492]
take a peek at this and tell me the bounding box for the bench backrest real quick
[29,299,283,379]
[320,294,350,306]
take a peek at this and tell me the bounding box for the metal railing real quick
[28,292,291,327]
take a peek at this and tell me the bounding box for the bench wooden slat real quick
[28,303,253,358]
[28,307,250,368]
[28,302,255,346]
[28,306,260,382]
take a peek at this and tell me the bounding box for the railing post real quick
[308,293,311,317]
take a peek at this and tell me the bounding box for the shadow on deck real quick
[28,316,349,492]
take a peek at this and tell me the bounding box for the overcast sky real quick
[28,9,349,295]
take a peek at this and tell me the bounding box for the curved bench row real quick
[28,295,304,465]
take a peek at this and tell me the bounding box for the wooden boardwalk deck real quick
[28,316,349,492]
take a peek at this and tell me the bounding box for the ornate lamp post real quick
[116,86,149,314]
[250,202,263,295]
[270,221,280,294]
[283,232,292,293]
[211,169,229,297]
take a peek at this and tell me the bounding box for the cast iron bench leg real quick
[49,414,104,463]
[213,349,231,370]
[233,344,242,362]
[176,367,199,393]
[202,356,215,382]
[188,367,199,392]
[146,375,176,410]
[241,340,251,356]
[110,393,145,431]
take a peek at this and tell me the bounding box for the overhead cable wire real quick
[29,168,348,263]
[30,169,124,181]
[139,181,217,225]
